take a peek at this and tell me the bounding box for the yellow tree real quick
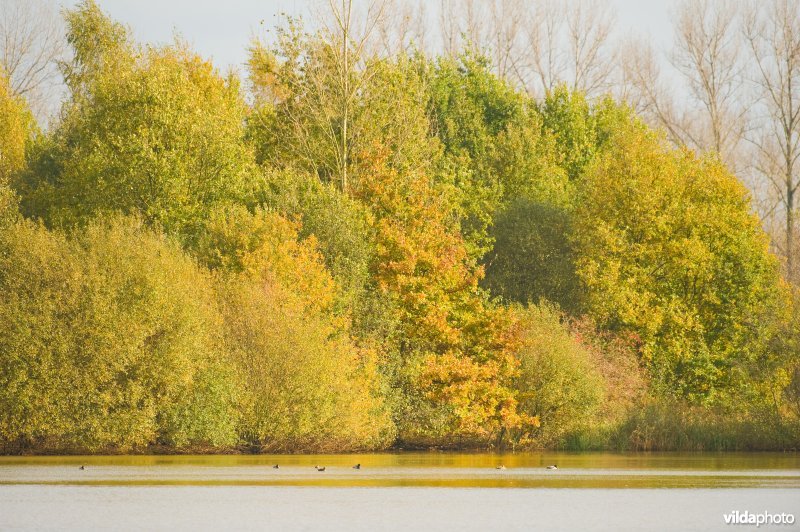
[195,205,394,451]
[574,123,788,403]
[0,67,30,225]
[17,1,254,242]
[0,68,30,185]
[357,149,527,443]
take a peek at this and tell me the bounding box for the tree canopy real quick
[17,1,254,242]
[573,125,787,403]
[1,1,797,453]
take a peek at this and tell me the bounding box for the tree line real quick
[0,0,798,453]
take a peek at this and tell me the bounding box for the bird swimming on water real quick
[273,464,279,469]
[315,466,326,472]
[546,465,558,470]
[79,465,85,470]
[495,465,506,470]
[353,464,361,469]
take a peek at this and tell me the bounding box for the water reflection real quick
[1,453,798,489]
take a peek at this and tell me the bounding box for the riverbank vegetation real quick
[0,1,798,453]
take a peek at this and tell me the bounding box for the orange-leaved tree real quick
[356,148,530,444]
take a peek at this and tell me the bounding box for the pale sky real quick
[57,0,677,75]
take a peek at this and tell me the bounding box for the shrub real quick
[196,206,394,450]
[511,304,605,447]
[0,217,237,452]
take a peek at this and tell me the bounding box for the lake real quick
[1,453,798,530]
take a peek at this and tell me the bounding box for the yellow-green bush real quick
[197,206,394,451]
[218,274,392,451]
[0,69,31,185]
[511,304,605,447]
[0,217,237,452]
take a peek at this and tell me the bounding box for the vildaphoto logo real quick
[723,511,796,526]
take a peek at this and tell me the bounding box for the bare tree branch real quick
[670,0,747,170]
[371,0,427,56]
[517,0,617,98]
[743,0,800,281]
[0,0,65,121]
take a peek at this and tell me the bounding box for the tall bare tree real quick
[438,0,616,98]
[0,0,65,120]
[520,0,566,95]
[261,0,387,193]
[372,0,428,56]
[618,36,729,160]
[524,0,616,97]
[619,0,747,174]
[617,37,666,117]
[439,0,528,89]
[671,0,747,169]
[439,0,492,57]
[323,0,388,192]
[565,0,616,96]
[439,0,460,56]
[488,0,527,86]
[744,0,800,281]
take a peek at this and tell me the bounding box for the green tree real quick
[480,87,634,311]
[574,124,787,403]
[538,87,636,182]
[17,1,254,242]
[484,200,582,312]
[538,86,597,181]
[489,116,570,207]
[425,52,530,259]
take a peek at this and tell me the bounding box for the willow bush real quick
[511,304,605,448]
[0,217,237,452]
[196,206,394,451]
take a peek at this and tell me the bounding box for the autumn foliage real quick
[0,1,797,452]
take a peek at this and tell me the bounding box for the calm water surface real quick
[1,453,798,530]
